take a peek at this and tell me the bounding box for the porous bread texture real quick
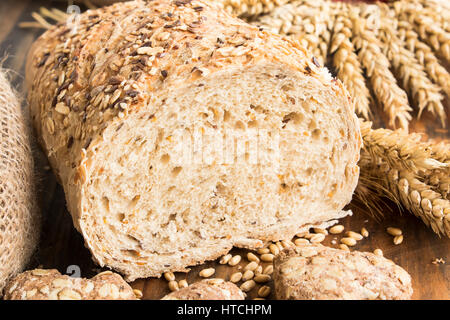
[26,0,361,281]
[3,269,137,300]
[273,245,413,300]
[162,278,245,300]
[0,70,40,295]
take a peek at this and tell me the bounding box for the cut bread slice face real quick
[26,0,361,281]
[79,64,359,279]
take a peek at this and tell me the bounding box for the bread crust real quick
[26,0,361,280]
[3,269,137,300]
[273,245,413,300]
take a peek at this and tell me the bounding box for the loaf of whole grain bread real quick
[273,245,413,300]
[3,269,137,300]
[26,0,361,281]
[162,278,245,300]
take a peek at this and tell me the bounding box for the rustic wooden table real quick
[1,0,448,300]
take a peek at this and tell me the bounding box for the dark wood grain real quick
[1,0,448,300]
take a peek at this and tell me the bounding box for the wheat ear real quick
[254,1,331,66]
[374,9,446,126]
[411,0,450,32]
[358,121,450,237]
[330,10,371,119]
[393,1,450,64]
[349,8,411,130]
[396,20,450,99]
[360,121,447,172]
[430,141,450,163]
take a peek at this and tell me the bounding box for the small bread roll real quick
[3,269,137,300]
[273,245,413,300]
[162,279,245,300]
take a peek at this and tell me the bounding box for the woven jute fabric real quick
[0,70,40,295]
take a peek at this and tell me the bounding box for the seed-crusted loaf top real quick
[161,278,245,300]
[273,245,413,300]
[26,0,344,198]
[3,269,137,300]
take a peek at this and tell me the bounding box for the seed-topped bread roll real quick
[3,269,137,300]
[273,245,413,300]
[26,0,361,281]
[162,278,245,300]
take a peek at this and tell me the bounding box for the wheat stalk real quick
[396,20,450,99]
[254,1,332,66]
[392,1,450,64]
[372,6,447,127]
[330,8,371,119]
[358,121,450,237]
[349,7,412,130]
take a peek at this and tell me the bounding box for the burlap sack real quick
[0,70,40,295]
